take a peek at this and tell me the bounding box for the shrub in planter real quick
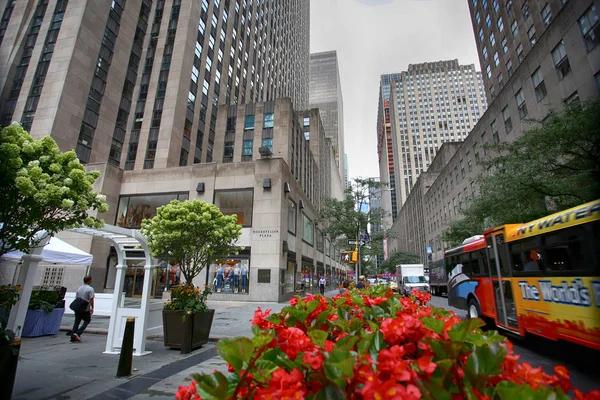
[177,287,600,400]
[22,286,65,337]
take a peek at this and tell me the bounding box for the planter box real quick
[162,309,215,350]
[0,341,20,400]
[22,308,65,337]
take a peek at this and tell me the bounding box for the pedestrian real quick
[357,275,366,289]
[319,276,326,295]
[71,275,94,342]
[339,280,350,295]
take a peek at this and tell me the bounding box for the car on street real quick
[389,280,398,292]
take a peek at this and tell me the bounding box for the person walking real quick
[71,275,95,342]
[319,276,326,295]
[357,275,366,289]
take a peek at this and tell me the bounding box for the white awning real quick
[3,236,93,265]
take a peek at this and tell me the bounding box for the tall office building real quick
[0,0,310,170]
[387,0,600,264]
[309,50,345,180]
[378,60,488,214]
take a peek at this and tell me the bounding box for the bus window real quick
[509,238,545,274]
[460,253,471,274]
[487,237,498,277]
[496,234,511,276]
[479,250,489,276]
[471,251,481,275]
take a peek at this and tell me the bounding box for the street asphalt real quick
[11,290,599,399]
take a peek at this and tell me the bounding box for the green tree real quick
[141,200,242,284]
[379,250,421,272]
[444,101,600,246]
[319,178,387,277]
[0,124,108,258]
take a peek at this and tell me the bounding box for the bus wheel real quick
[468,298,481,319]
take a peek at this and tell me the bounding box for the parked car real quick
[389,281,398,292]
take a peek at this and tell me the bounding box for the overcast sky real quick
[310,0,481,180]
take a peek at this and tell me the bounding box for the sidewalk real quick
[13,289,341,400]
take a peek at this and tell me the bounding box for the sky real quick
[310,0,482,179]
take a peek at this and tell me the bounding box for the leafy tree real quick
[319,178,387,277]
[141,200,242,284]
[379,250,421,272]
[0,124,108,258]
[444,101,600,246]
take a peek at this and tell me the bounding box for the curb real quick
[60,326,233,342]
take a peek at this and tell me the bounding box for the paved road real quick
[430,294,600,393]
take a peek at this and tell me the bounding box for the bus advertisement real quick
[447,199,600,350]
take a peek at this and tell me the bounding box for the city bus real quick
[447,199,600,350]
[444,235,487,303]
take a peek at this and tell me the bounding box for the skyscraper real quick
[309,50,345,180]
[0,0,310,169]
[378,60,488,219]
[387,0,600,264]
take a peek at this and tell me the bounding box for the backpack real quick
[69,297,89,313]
[357,281,365,289]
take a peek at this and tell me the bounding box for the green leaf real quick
[313,384,347,400]
[420,380,453,400]
[370,331,385,353]
[286,307,310,323]
[356,331,373,355]
[216,337,255,372]
[448,318,485,342]
[493,381,570,400]
[254,359,279,381]
[323,350,354,388]
[421,316,445,335]
[334,335,359,352]
[192,372,229,400]
[430,306,452,318]
[306,299,320,313]
[308,329,329,347]
[464,331,506,347]
[260,347,296,370]
[369,305,385,318]
[467,341,507,376]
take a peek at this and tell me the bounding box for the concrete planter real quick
[162,309,215,350]
[22,308,65,337]
[0,341,20,400]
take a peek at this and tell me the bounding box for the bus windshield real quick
[404,276,427,284]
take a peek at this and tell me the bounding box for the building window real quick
[483,46,488,60]
[490,84,496,99]
[214,189,254,227]
[288,199,296,235]
[263,112,274,128]
[493,51,500,67]
[521,1,530,20]
[511,20,518,38]
[516,43,524,62]
[506,58,513,77]
[503,106,512,133]
[564,91,581,110]
[242,139,253,157]
[493,0,499,13]
[302,212,314,245]
[578,5,599,51]
[476,11,481,25]
[507,0,513,17]
[551,40,571,80]
[531,68,547,102]
[486,64,492,79]
[317,229,324,253]
[541,3,552,27]
[226,116,236,132]
[244,114,254,130]
[485,13,491,28]
[497,16,504,32]
[528,25,536,45]
[262,138,273,152]
[501,37,508,53]
[490,31,496,46]
[116,192,190,228]
[515,89,527,119]
[479,28,484,42]
[498,72,504,88]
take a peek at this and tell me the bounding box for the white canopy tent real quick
[3,236,93,265]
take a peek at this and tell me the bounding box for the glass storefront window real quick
[211,259,250,294]
[116,192,189,228]
[286,260,296,294]
[325,238,331,257]
[302,212,314,245]
[214,189,253,226]
[317,230,324,253]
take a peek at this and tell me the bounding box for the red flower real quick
[290,297,298,306]
[416,355,437,376]
[254,368,306,400]
[302,351,324,370]
[175,381,199,400]
[277,327,315,361]
[251,307,273,330]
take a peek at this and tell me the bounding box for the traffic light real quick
[340,251,352,263]
[352,251,358,262]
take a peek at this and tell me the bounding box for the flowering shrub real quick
[177,286,600,400]
[165,284,211,313]
[0,284,21,345]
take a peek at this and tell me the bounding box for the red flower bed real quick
[177,287,600,399]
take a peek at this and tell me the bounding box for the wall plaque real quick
[257,269,271,283]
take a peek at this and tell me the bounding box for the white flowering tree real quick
[141,200,242,284]
[0,124,109,258]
